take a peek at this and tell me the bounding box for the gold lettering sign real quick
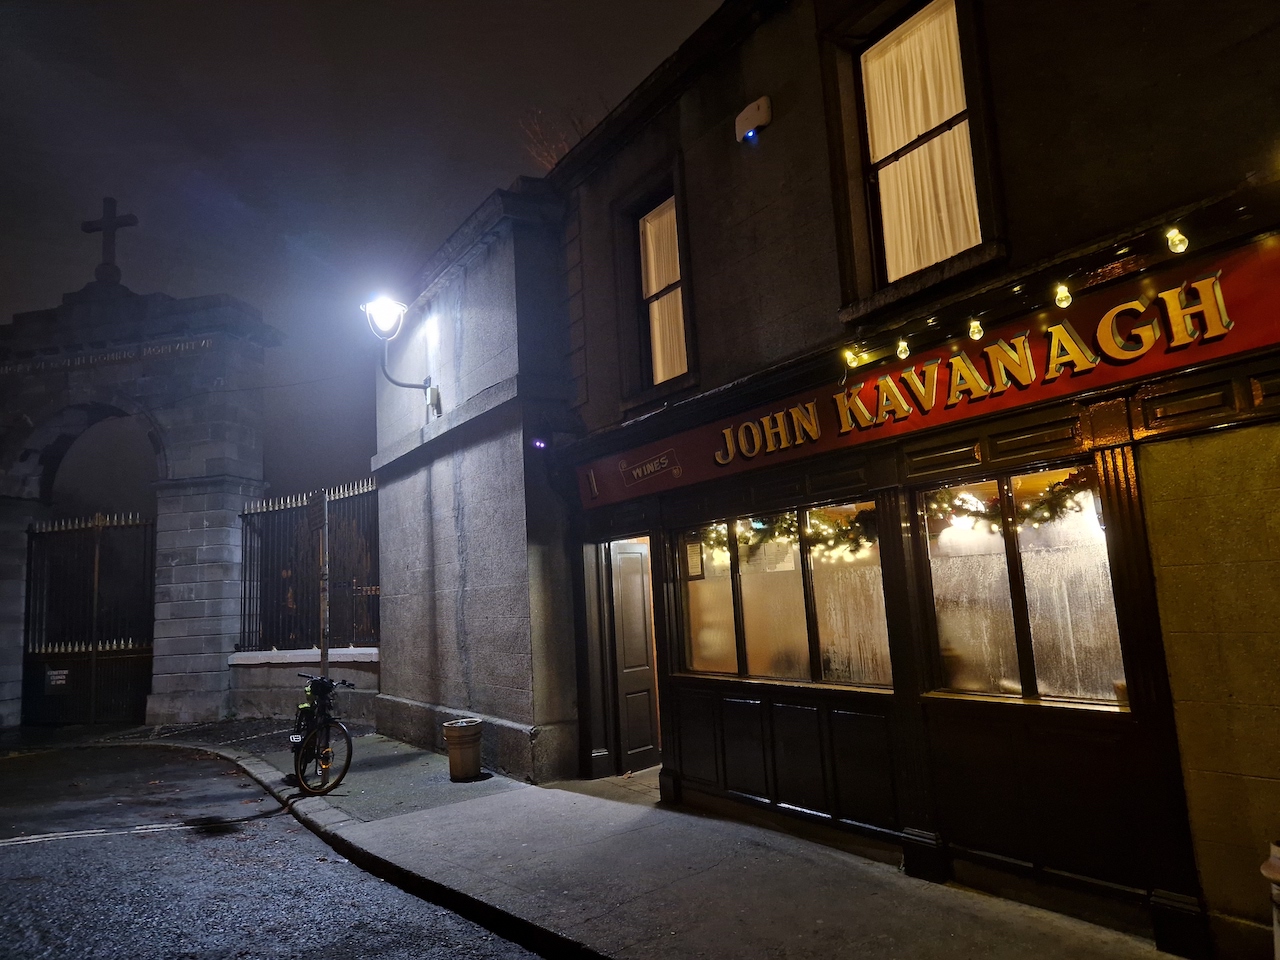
[708,274,1236,465]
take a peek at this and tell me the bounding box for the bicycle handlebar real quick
[297,673,356,688]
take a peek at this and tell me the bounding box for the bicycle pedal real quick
[288,734,303,743]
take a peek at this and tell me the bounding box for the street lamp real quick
[363,295,407,340]
[362,297,441,414]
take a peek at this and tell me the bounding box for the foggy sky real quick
[0,1,721,498]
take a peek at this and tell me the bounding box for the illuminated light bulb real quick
[363,296,408,339]
[1054,284,1072,308]
[843,348,859,369]
[896,339,910,360]
[1011,284,1024,294]
[1166,227,1189,254]
[967,318,983,341]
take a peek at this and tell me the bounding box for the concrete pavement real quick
[8,720,1162,960]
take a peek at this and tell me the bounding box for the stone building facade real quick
[0,231,278,726]
[372,183,579,781]
[381,1,1280,957]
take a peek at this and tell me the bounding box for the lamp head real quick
[363,296,408,340]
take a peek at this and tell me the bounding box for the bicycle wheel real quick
[294,719,352,795]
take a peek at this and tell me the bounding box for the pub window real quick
[922,465,1128,704]
[638,196,688,385]
[860,0,981,283]
[678,502,893,688]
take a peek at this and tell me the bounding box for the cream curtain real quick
[649,292,688,383]
[862,0,980,282]
[878,122,981,282]
[640,197,680,298]
[862,0,966,163]
[640,197,688,383]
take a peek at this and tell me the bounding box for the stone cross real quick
[81,197,138,284]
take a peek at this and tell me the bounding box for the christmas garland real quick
[697,506,879,560]
[924,471,1093,529]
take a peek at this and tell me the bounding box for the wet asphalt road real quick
[0,746,536,960]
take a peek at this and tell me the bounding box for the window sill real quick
[921,689,1129,713]
[619,370,700,417]
[671,671,894,695]
[839,240,1006,328]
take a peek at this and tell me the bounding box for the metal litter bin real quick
[442,718,483,781]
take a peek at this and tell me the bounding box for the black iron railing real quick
[239,478,379,652]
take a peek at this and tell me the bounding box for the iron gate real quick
[22,513,155,725]
[239,478,379,652]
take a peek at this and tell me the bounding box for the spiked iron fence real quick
[23,512,155,724]
[239,478,379,653]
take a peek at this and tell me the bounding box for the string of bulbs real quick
[840,224,1191,372]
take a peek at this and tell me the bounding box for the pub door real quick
[608,537,661,772]
[22,514,155,725]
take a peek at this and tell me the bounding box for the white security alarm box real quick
[735,96,771,142]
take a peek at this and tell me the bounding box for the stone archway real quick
[0,199,279,725]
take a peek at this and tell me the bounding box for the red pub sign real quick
[577,236,1280,509]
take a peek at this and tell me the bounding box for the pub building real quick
[541,1,1280,957]
[368,0,1280,956]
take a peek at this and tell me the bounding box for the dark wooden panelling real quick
[723,698,769,798]
[752,474,807,511]
[924,699,1034,862]
[988,416,1082,461]
[924,696,1152,889]
[771,703,828,813]
[678,692,719,785]
[903,436,983,478]
[830,709,897,828]
[808,463,869,499]
[1250,368,1280,409]
[1135,378,1237,434]
[1026,720,1144,887]
[624,690,655,753]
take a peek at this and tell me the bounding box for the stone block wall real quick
[147,475,264,724]
[1139,421,1280,957]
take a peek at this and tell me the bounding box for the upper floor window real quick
[862,0,981,283]
[638,197,688,385]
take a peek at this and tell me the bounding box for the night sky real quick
[0,1,720,500]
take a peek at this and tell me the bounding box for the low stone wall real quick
[228,648,379,722]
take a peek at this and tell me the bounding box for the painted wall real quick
[373,194,577,781]
[1141,421,1280,958]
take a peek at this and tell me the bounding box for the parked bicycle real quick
[290,673,355,794]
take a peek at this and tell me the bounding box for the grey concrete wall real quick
[147,475,264,724]
[373,194,577,782]
[1140,422,1280,959]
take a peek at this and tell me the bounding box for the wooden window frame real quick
[675,501,895,691]
[912,459,1129,708]
[820,0,1005,318]
[611,163,699,412]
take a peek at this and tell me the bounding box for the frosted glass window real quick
[682,525,737,674]
[923,480,1021,696]
[861,0,981,282]
[808,503,893,687]
[1012,468,1126,702]
[737,513,810,681]
[639,197,688,384]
